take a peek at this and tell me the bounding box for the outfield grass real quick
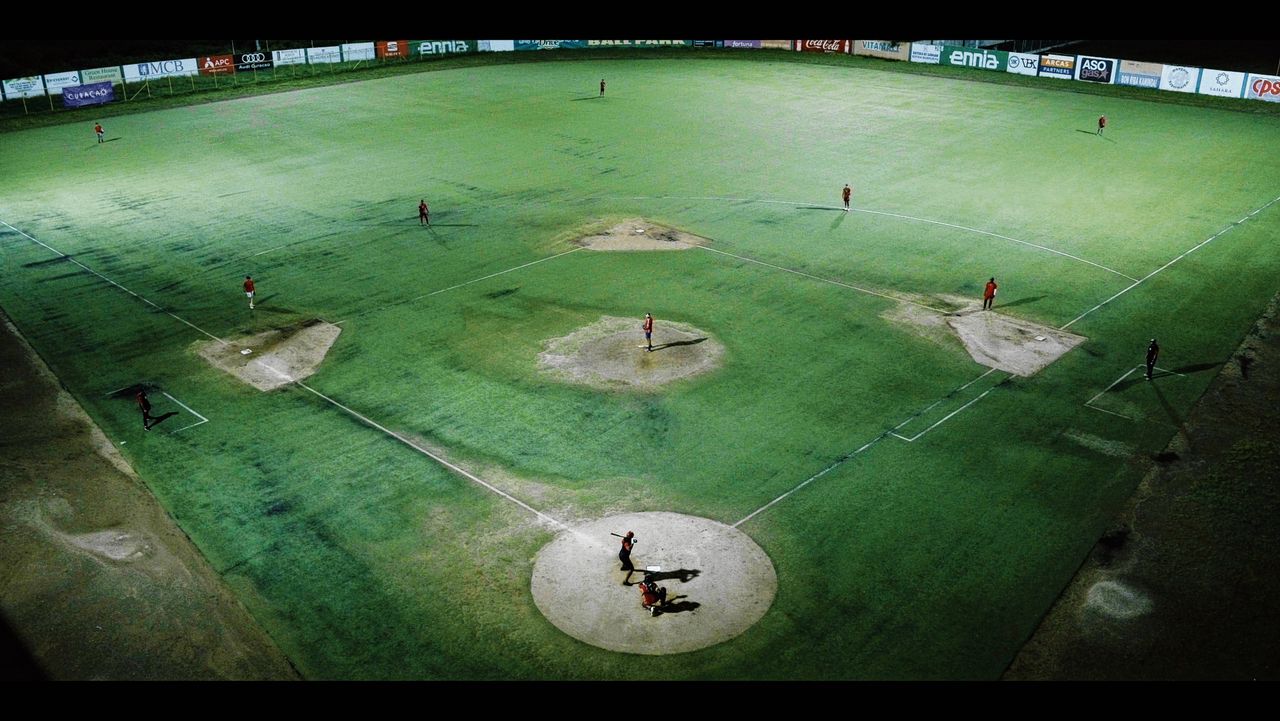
[2,55,1279,679]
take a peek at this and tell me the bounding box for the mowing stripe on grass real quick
[734,368,1002,528]
[603,194,1136,281]
[0,219,230,347]
[1060,194,1280,331]
[335,247,585,324]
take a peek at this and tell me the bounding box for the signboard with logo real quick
[1159,65,1199,93]
[411,40,477,57]
[1116,60,1162,89]
[123,58,199,82]
[585,40,692,48]
[272,48,307,66]
[910,43,942,64]
[306,46,342,64]
[795,40,850,54]
[1197,68,1245,98]
[81,66,123,84]
[342,43,376,62]
[1074,56,1116,83]
[479,40,515,52]
[940,45,1008,72]
[235,51,273,71]
[62,81,114,107]
[1245,73,1280,102]
[1006,52,1039,76]
[761,40,792,50]
[1037,54,1075,79]
[2,76,46,99]
[853,40,910,61]
[514,40,587,50]
[724,40,763,49]
[377,40,410,58]
[199,54,236,75]
[42,70,82,95]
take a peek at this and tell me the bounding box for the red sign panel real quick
[377,40,411,58]
[198,54,236,75]
[795,39,850,54]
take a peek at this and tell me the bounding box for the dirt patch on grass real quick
[194,319,339,391]
[884,295,1085,376]
[0,309,297,680]
[530,512,776,655]
[574,218,708,252]
[1005,292,1280,680]
[539,316,724,391]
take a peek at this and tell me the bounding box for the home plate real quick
[645,565,661,572]
[1035,335,1047,341]
[240,349,253,355]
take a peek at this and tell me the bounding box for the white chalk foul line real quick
[1085,365,1142,407]
[335,246,584,324]
[602,194,1136,281]
[254,361,568,532]
[1,219,230,346]
[1060,194,1280,331]
[734,368,1002,528]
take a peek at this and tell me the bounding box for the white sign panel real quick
[1006,52,1039,76]
[342,42,376,61]
[2,76,46,99]
[909,43,941,64]
[42,70,82,95]
[123,58,199,81]
[1245,73,1280,102]
[1197,68,1245,98]
[273,48,307,66]
[307,46,342,64]
[479,39,515,52]
[1159,65,1200,93]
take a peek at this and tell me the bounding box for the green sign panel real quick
[938,45,1008,72]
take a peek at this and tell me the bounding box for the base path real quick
[530,512,776,655]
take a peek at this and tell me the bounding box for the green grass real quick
[2,55,1279,679]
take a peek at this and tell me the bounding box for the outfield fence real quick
[5,39,1279,122]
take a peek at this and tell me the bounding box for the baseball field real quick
[2,52,1278,679]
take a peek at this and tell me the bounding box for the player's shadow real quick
[571,96,601,101]
[656,596,700,614]
[1151,382,1186,432]
[830,212,847,230]
[253,293,280,307]
[254,306,296,315]
[996,295,1046,309]
[1170,361,1225,375]
[427,223,479,228]
[103,137,122,143]
[145,411,180,430]
[645,568,701,584]
[650,338,707,351]
[796,205,841,212]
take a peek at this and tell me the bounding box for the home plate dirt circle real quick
[531,512,777,655]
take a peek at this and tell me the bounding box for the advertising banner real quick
[81,66,123,84]
[1006,52,1039,75]
[306,46,342,64]
[585,40,692,47]
[1159,65,1199,93]
[342,43,376,62]
[272,48,307,66]
[377,40,410,58]
[123,58,199,81]
[62,81,114,107]
[723,40,762,49]
[1116,60,1162,89]
[910,43,942,64]
[199,54,236,75]
[853,40,910,61]
[479,40,515,52]
[1197,68,1245,98]
[761,40,792,50]
[1074,56,1116,83]
[235,51,273,71]
[1038,54,1075,79]
[795,40,850,54]
[411,40,477,57]
[42,70,81,95]
[2,76,45,99]
[1244,73,1280,102]
[940,45,1008,72]
[514,40,586,50]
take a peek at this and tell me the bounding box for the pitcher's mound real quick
[575,218,708,252]
[194,319,340,391]
[539,316,724,390]
[531,512,776,655]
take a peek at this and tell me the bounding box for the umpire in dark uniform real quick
[1146,338,1160,380]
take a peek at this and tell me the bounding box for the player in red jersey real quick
[842,183,852,212]
[642,313,654,352]
[1097,115,1107,135]
[243,275,256,309]
[419,199,429,226]
[983,277,998,311]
